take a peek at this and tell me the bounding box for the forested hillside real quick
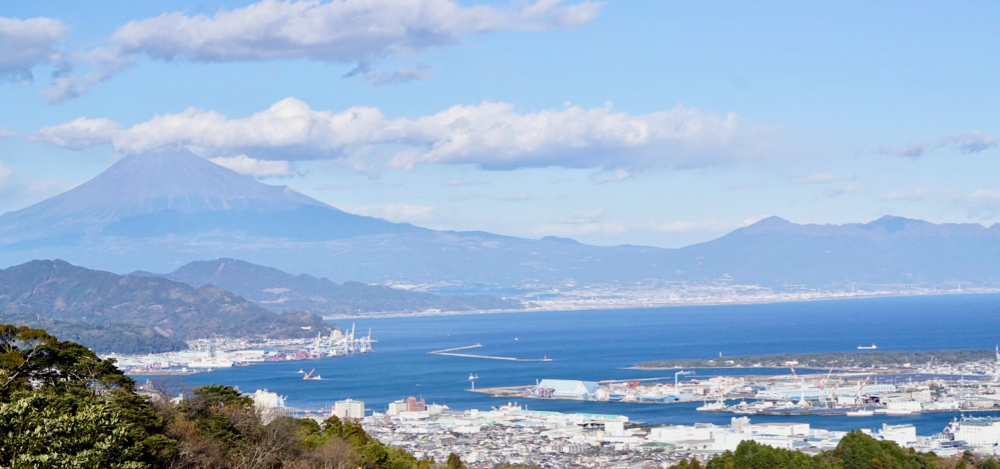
[0,324,464,468]
[0,260,333,353]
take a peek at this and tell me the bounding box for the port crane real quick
[854,371,874,406]
[817,367,836,408]
[307,324,375,357]
[790,366,809,407]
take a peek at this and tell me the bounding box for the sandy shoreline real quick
[322,289,998,321]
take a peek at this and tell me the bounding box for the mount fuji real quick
[3,150,1000,290]
[0,150,419,245]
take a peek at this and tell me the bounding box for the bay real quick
[153,293,1000,436]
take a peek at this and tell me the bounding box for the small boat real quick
[696,400,726,412]
[846,410,874,416]
[857,344,877,350]
[302,369,323,380]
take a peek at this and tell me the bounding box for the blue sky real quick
[1,1,998,248]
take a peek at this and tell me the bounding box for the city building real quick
[333,398,365,420]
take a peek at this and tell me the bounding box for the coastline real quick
[322,288,1000,321]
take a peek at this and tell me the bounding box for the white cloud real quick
[0,16,67,82]
[209,154,294,177]
[879,130,999,158]
[386,101,743,170]
[42,47,136,102]
[33,97,755,172]
[29,116,120,150]
[877,141,930,158]
[952,189,1000,219]
[941,131,999,154]
[0,128,15,138]
[342,203,436,222]
[44,0,603,100]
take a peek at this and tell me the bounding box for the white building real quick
[334,398,365,420]
[250,389,286,424]
[880,423,917,446]
[536,379,600,399]
[605,421,625,437]
[648,423,722,443]
[886,400,922,413]
[748,422,810,437]
[950,417,1000,447]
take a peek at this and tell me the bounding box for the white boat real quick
[846,410,874,416]
[696,400,726,411]
[186,357,234,368]
[857,344,877,350]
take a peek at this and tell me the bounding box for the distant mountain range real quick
[1,150,998,290]
[133,258,523,315]
[668,215,1000,288]
[0,260,332,353]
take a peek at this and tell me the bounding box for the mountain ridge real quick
[0,259,333,353]
[2,151,1000,290]
[132,258,523,315]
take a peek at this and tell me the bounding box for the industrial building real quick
[534,379,600,400]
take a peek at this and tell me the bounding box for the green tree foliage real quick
[670,458,703,469]
[700,440,832,469]
[0,394,147,468]
[0,324,164,468]
[444,453,465,469]
[2,324,446,468]
[667,432,993,469]
[445,453,464,469]
[829,430,937,469]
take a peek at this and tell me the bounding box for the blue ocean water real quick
[154,294,1000,435]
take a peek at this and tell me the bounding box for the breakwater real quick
[428,344,553,362]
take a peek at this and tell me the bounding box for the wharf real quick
[469,385,533,398]
[123,368,210,376]
[428,344,553,362]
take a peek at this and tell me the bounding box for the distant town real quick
[369,281,997,319]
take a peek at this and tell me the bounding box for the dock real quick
[428,344,553,362]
